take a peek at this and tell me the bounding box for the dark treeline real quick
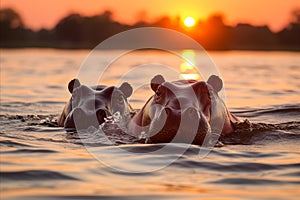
[1,8,300,50]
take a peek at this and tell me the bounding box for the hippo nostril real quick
[185,107,199,119]
[96,109,107,124]
[73,107,84,118]
[164,107,171,116]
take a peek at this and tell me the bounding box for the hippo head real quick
[145,74,226,144]
[63,79,133,130]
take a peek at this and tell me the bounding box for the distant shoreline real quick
[1,45,300,52]
[1,8,300,52]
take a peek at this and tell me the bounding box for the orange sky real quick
[1,0,299,31]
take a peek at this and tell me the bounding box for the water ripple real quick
[1,170,79,181]
[2,149,57,154]
[210,178,300,185]
[0,140,32,147]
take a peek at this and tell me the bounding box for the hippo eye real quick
[118,96,124,103]
[71,94,80,106]
[156,90,161,96]
[155,90,163,103]
[155,86,162,96]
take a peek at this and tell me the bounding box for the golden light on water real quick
[180,73,200,80]
[184,16,196,27]
[179,50,200,80]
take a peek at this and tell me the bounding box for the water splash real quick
[100,111,128,133]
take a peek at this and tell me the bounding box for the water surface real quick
[1,49,300,199]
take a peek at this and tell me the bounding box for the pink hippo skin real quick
[58,79,133,130]
[128,75,239,144]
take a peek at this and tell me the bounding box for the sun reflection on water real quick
[179,50,200,80]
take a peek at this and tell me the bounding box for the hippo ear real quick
[68,78,81,93]
[119,82,133,97]
[151,75,165,92]
[192,81,211,116]
[207,75,223,93]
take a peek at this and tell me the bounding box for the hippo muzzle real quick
[148,105,211,143]
[64,107,108,130]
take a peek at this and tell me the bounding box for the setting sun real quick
[184,16,196,27]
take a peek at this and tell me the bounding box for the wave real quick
[1,101,66,106]
[0,170,79,181]
[1,103,300,146]
[221,119,300,145]
[0,114,59,128]
[1,149,57,154]
[171,159,300,172]
[0,139,32,147]
[233,104,300,115]
[17,195,179,200]
[210,178,300,185]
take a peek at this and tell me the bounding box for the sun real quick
[184,16,196,27]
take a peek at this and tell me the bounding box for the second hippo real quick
[128,75,239,144]
[58,78,133,130]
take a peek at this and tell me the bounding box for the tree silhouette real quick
[55,14,83,43]
[277,9,300,50]
[195,14,232,49]
[1,8,300,50]
[0,8,27,41]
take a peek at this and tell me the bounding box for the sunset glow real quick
[1,0,299,31]
[184,16,196,27]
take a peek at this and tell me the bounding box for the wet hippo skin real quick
[128,75,239,144]
[58,79,133,130]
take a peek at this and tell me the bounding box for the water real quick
[1,49,300,199]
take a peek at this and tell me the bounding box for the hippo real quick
[58,78,133,130]
[128,74,239,144]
